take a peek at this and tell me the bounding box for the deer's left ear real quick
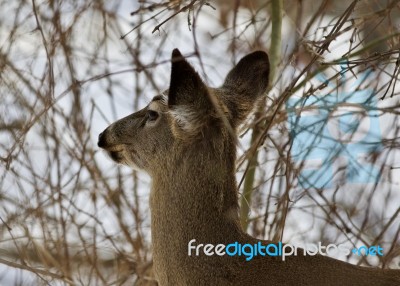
[222,51,269,124]
[168,49,213,135]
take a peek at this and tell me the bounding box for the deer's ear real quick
[168,49,210,108]
[222,51,269,123]
[168,49,212,135]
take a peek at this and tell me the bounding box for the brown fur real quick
[98,49,400,286]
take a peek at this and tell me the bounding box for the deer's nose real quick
[98,131,106,148]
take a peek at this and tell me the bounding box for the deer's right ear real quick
[168,49,212,136]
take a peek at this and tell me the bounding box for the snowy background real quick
[0,0,399,284]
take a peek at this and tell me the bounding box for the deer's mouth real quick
[101,145,126,164]
[108,149,126,163]
[98,140,126,163]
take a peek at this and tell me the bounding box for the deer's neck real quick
[150,142,243,251]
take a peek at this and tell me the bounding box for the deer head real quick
[98,49,269,178]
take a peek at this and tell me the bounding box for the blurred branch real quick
[0,257,70,283]
[240,0,283,232]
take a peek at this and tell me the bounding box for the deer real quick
[98,49,400,286]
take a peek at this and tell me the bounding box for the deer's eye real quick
[146,110,159,122]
